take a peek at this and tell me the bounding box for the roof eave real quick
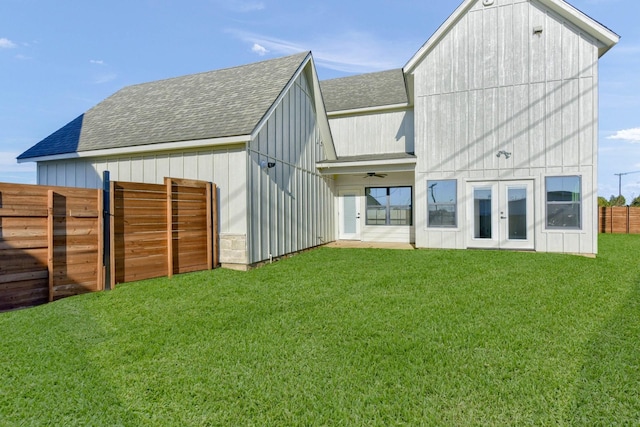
[536,0,619,57]
[307,55,338,160]
[327,103,411,118]
[16,134,251,163]
[316,156,417,175]
[403,0,476,74]
[250,52,312,141]
[250,52,337,161]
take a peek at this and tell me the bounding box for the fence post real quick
[97,186,104,291]
[166,178,174,278]
[609,207,613,234]
[103,171,111,290]
[627,206,630,234]
[213,183,219,268]
[206,182,213,270]
[47,190,54,302]
[109,180,116,289]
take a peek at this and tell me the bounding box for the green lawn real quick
[1,235,639,426]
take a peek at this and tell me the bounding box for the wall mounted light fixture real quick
[496,150,512,159]
[260,160,276,169]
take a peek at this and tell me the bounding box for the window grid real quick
[365,186,412,226]
[545,176,582,230]
[427,180,457,228]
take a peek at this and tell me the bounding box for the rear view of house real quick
[19,0,618,267]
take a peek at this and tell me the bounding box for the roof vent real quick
[483,0,494,5]
[533,26,544,35]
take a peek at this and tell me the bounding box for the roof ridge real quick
[321,68,403,83]
[123,51,311,90]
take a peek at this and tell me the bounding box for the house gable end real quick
[251,53,336,161]
[404,0,619,76]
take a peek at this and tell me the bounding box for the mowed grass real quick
[1,235,639,426]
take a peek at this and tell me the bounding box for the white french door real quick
[467,180,534,250]
[338,189,362,240]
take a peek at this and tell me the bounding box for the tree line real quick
[598,195,640,207]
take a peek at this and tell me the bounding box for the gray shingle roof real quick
[19,52,310,160]
[320,69,408,113]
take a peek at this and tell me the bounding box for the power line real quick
[614,171,640,197]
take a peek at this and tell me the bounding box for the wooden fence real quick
[599,206,640,234]
[0,183,103,311]
[0,177,218,311]
[111,178,217,284]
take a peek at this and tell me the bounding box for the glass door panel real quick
[474,188,493,239]
[339,189,361,240]
[507,187,527,240]
[343,194,357,234]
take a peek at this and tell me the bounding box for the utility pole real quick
[614,171,640,198]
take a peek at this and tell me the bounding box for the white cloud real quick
[251,43,269,56]
[218,1,265,12]
[235,1,265,12]
[607,128,640,143]
[90,59,105,65]
[92,72,117,84]
[0,37,17,49]
[227,29,409,73]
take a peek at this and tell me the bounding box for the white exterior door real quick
[467,180,534,250]
[339,189,362,240]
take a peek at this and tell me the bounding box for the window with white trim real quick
[546,176,581,229]
[365,187,412,226]
[427,180,457,227]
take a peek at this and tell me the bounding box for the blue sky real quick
[1,0,638,201]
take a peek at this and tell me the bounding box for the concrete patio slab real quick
[325,241,415,250]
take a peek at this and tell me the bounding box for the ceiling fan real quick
[364,172,387,178]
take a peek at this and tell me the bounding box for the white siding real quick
[329,109,414,157]
[36,146,248,236]
[412,0,601,254]
[246,66,336,264]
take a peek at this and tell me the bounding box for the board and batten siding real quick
[328,109,415,157]
[36,146,248,244]
[412,0,600,254]
[247,67,335,264]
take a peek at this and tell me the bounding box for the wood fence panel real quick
[611,207,628,234]
[167,178,212,275]
[599,206,640,235]
[0,184,49,310]
[49,187,102,301]
[112,181,168,285]
[630,209,640,234]
[0,183,101,311]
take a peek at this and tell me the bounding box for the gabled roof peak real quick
[404,0,619,74]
